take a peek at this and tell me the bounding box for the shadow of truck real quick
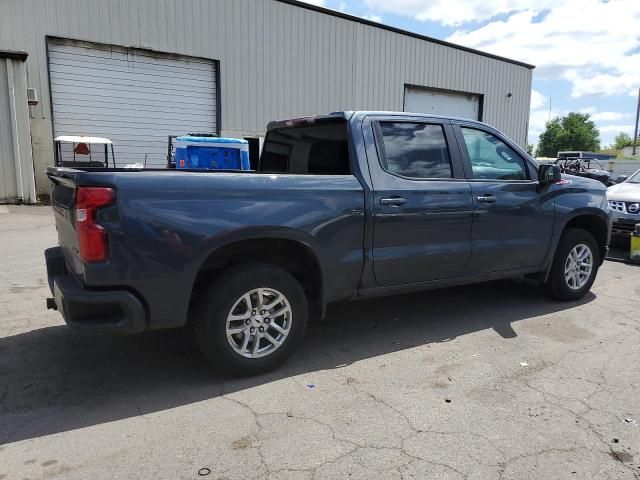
[0,278,594,444]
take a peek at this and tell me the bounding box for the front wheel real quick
[543,228,600,301]
[193,263,308,376]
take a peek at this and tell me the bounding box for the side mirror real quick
[615,175,628,183]
[538,164,562,184]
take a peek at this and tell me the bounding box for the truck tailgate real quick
[48,169,85,279]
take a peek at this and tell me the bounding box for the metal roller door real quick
[48,40,217,167]
[404,86,481,120]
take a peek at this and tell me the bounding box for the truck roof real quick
[266,111,489,131]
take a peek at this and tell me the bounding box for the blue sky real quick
[303,0,640,148]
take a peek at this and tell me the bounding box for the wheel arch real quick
[188,230,325,322]
[562,212,609,264]
[541,210,610,283]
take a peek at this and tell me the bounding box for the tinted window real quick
[461,128,528,180]
[260,122,350,174]
[378,122,452,179]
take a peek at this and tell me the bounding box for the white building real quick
[0,0,534,202]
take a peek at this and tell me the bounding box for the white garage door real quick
[48,40,217,167]
[404,87,481,120]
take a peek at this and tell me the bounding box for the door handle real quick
[477,195,497,204]
[380,197,407,206]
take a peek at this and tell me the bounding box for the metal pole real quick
[6,61,24,200]
[633,88,640,156]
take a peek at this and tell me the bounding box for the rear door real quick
[364,115,473,286]
[453,123,554,273]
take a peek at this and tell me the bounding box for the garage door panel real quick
[48,45,214,73]
[54,121,216,136]
[48,40,217,167]
[48,64,217,89]
[50,83,216,102]
[53,109,216,124]
[53,117,216,130]
[46,50,215,70]
[52,111,216,127]
[404,87,480,120]
[48,58,214,85]
[48,59,215,82]
[52,102,217,115]
[49,69,217,92]
[51,94,215,112]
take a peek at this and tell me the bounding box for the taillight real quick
[75,187,115,263]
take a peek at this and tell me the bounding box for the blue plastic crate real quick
[175,136,250,170]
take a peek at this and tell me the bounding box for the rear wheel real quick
[193,263,308,376]
[544,228,599,301]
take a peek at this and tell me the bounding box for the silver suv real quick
[607,168,640,238]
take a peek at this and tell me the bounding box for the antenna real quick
[633,88,639,156]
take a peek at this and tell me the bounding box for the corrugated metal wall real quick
[0,0,533,194]
[0,55,36,204]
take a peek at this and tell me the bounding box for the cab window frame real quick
[454,124,534,182]
[373,120,458,181]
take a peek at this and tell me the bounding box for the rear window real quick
[259,122,350,174]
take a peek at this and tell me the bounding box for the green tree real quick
[526,144,534,156]
[614,132,633,149]
[535,112,600,157]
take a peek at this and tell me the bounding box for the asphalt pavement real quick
[1,205,639,479]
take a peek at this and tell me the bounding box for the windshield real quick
[628,169,640,183]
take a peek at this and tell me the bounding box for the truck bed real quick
[46,165,366,330]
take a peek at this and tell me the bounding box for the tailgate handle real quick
[380,197,407,206]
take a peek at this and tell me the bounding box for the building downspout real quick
[6,60,25,202]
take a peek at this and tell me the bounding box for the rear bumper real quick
[45,247,146,334]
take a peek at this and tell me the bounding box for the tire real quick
[193,262,308,376]
[543,228,600,301]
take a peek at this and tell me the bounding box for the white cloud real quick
[299,0,326,6]
[590,111,631,122]
[530,90,546,110]
[598,124,635,135]
[446,0,640,97]
[566,67,640,98]
[362,0,557,26]
[362,14,383,23]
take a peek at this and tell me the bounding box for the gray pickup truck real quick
[45,111,611,375]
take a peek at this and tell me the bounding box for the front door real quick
[367,118,473,286]
[455,125,554,273]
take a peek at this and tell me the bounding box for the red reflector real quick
[77,222,109,262]
[74,142,90,155]
[75,187,115,263]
